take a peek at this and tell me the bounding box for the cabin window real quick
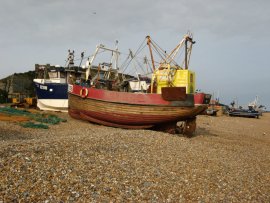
[60,72,66,78]
[48,72,58,78]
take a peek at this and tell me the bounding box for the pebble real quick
[0,112,270,202]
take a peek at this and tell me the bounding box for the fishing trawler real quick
[33,50,77,112]
[68,34,209,135]
[33,65,69,112]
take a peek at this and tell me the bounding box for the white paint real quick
[37,99,68,112]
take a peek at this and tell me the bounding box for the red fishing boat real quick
[68,34,209,135]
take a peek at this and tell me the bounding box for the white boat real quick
[33,66,69,112]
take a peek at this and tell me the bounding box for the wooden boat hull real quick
[68,84,207,130]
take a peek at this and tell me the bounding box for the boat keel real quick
[69,109,197,136]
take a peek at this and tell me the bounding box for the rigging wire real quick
[120,43,147,74]
[150,38,167,60]
[63,34,192,78]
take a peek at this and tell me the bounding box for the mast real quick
[86,45,100,80]
[146,36,155,72]
[86,44,121,80]
[158,33,195,69]
[185,39,188,69]
[184,36,195,70]
[115,40,119,70]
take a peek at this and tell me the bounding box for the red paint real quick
[194,93,205,104]
[71,84,172,105]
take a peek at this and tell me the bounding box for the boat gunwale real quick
[68,91,194,108]
[69,84,194,107]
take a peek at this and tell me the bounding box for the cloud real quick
[0,0,269,106]
[1,0,269,46]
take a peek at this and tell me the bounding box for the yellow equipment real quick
[9,93,25,104]
[9,93,37,107]
[172,69,195,93]
[153,65,195,94]
[147,33,196,94]
[24,97,37,106]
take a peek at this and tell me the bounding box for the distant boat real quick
[228,98,260,118]
[68,34,210,135]
[205,99,227,116]
[248,96,266,116]
[228,107,260,118]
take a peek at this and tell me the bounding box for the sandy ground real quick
[0,112,270,202]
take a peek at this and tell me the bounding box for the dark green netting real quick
[20,122,49,129]
[33,114,67,124]
[0,107,31,116]
[0,107,66,129]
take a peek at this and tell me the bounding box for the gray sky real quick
[1,0,269,108]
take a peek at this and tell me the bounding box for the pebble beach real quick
[0,113,270,202]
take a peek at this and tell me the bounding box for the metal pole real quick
[146,36,155,72]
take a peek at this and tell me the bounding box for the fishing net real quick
[20,122,49,129]
[0,107,31,116]
[0,107,66,129]
[33,114,67,125]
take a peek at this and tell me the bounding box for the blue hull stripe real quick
[34,82,68,99]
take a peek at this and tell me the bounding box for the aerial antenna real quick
[66,49,75,68]
[79,52,84,68]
